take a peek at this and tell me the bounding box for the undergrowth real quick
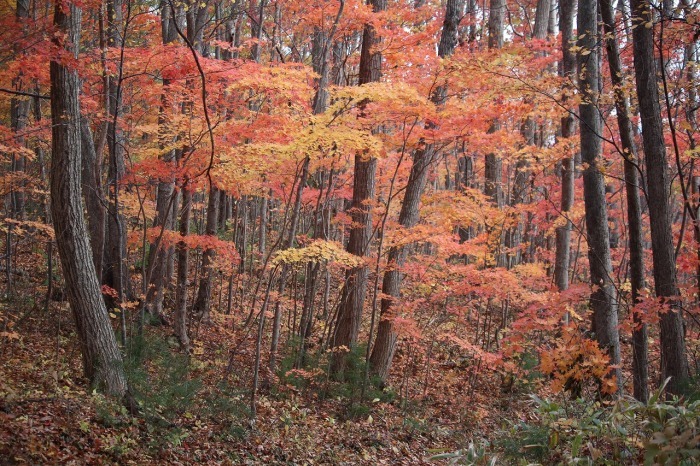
[433,379,700,465]
[277,340,396,419]
[94,333,249,453]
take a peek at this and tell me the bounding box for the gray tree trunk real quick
[269,157,309,373]
[578,0,622,392]
[330,0,385,376]
[144,3,181,318]
[103,0,130,303]
[554,0,576,292]
[533,0,552,39]
[369,0,464,384]
[5,0,31,297]
[192,186,220,321]
[601,0,648,402]
[80,117,106,277]
[50,3,127,397]
[484,0,505,210]
[174,188,192,350]
[631,0,688,394]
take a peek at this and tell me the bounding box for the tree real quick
[50,0,127,397]
[553,0,576,292]
[103,0,130,304]
[631,0,688,394]
[143,0,182,321]
[600,0,648,402]
[369,0,464,384]
[330,0,384,376]
[577,0,621,392]
[5,0,31,297]
[484,0,505,209]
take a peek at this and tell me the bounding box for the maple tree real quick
[2,0,700,462]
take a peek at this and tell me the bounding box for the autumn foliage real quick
[2,0,700,462]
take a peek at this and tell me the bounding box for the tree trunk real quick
[258,193,268,255]
[80,116,106,277]
[144,3,181,318]
[484,0,505,209]
[369,0,463,385]
[269,157,309,373]
[631,0,688,394]
[330,0,385,376]
[533,0,552,39]
[601,0,648,401]
[554,0,576,292]
[297,10,343,363]
[50,2,127,397]
[578,0,622,392]
[103,0,130,303]
[174,187,192,350]
[192,186,220,321]
[5,0,31,298]
[9,0,30,222]
[332,156,377,375]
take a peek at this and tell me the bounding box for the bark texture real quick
[631,0,688,394]
[175,188,192,350]
[554,0,576,291]
[144,3,181,318]
[80,116,106,277]
[330,0,385,376]
[578,0,622,391]
[51,2,127,397]
[601,0,648,402]
[484,0,505,209]
[369,0,464,384]
[192,186,220,321]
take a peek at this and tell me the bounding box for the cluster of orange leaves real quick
[539,326,618,395]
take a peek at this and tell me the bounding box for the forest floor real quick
[0,299,528,465]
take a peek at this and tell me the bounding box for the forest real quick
[1,0,700,463]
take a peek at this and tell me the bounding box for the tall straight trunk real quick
[369,0,463,384]
[533,0,552,39]
[269,157,309,373]
[311,28,330,114]
[330,0,385,376]
[9,0,30,222]
[578,0,622,391]
[165,187,181,290]
[50,2,127,397]
[174,187,192,350]
[186,0,209,52]
[145,3,180,317]
[5,0,31,297]
[631,0,688,394]
[600,0,648,401]
[258,193,268,255]
[250,0,266,62]
[296,8,343,364]
[508,1,551,268]
[484,0,505,208]
[554,0,576,291]
[237,196,248,273]
[466,0,478,44]
[683,0,699,303]
[192,186,220,321]
[548,0,558,35]
[103,0,129,302]
[332,157,377,374]
[80,116,106,276]
[298,171,333,365]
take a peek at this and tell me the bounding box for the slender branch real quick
[0,87,49,99]
[167,0,217,184]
